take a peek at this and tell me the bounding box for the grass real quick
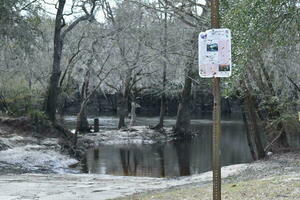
[115,175,300,200]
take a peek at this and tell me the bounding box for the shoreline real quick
[0,162,248,200]
[1,117,299,199]
[0,152,299,200]
[116,152,300,200]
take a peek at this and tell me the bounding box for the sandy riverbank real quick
[0,163,247,200]
[0,152,299,200]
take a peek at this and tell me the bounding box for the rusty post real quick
[211,0,222,200]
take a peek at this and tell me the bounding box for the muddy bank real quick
[0,117,174,174]
[0,135,78,174]
[0,117,80,174]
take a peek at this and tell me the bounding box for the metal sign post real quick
[198,0,231,199]
[211,0,221,200]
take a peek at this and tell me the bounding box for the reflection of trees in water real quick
[174,139,191,176]
[90,149,100,173]
[81,156,88,173]
[93,148,99,160]
[81,124,252,177]
[80,149,100,174]
[155,144,165,177]
[119,144,166,177]
[119,147,140,176]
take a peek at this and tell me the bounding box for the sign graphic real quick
[199,29,232,78]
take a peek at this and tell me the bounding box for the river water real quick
[64,114,252,177]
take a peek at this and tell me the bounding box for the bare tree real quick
[164,0,209,136]
[75,36,114,133]
[44,0,99,122]
[103,0,146,129]
[152,0,168,130]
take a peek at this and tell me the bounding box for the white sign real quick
[198,29,232,78]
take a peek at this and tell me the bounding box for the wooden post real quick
[94,118,99,132]
[211,0,222,200]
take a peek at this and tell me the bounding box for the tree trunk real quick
[174,56,195,136]
[155,0,168,129]
[274,123,289,149]
[156,92,166,128]
[118,68,132,129]
[256,53,289,150]
[244,92,265,159]
[245,52,289,151]
[76,104,89,133]
[97,92,102,115]
[239,78,265,159]
[174,31,197,136]
[240,100,258,161]
[118,94,129,129]
[129,100,137,127]
[76,70,90,133]
[44,0,66,122]
[174,71,192,136]
[118,100,127,129]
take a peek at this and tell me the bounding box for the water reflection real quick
[82,120,252,177]
[119,148,140,176]
[174,139,191,176]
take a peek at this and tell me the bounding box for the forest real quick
[0,0,299,200]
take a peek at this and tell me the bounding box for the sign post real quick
[211,1,221,200]
[198,1,232,200]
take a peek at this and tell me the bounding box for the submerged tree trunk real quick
[174,30,197,136]
[174,34,196,136]
[44,0,66,122]
[174,65,193,136]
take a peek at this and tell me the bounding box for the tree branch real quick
[287,76,300,92]
[61,0,97,40]
[59,33,85,88]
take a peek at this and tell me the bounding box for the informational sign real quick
[198,29,232,78]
